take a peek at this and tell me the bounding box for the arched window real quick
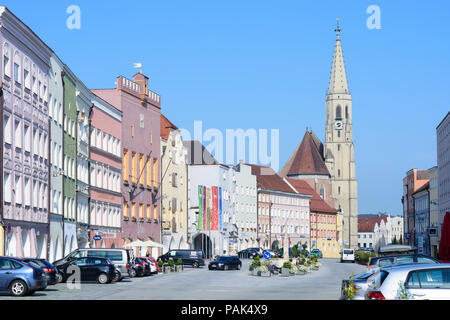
[336,105,342,120]
[319,185,325,200]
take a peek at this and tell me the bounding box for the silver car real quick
[340,269,378,300]
[365,263,450,300]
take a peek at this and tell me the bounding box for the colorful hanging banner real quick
[206,188,211,230]
[219,187,223,231]
[198,186,203,231]
[203,186,207,230]
[211,186,219,231]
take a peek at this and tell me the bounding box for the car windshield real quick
[23,260,42,269]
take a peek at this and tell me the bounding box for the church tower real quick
[324,19,358,248]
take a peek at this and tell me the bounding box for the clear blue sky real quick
[4,0,449,216]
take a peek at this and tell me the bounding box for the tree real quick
[392,236,397,245]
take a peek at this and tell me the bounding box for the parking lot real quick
[0,258,366,300]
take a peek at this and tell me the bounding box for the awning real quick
[141,239,164,248]
[439,212,450,262]
[123,240,147,248]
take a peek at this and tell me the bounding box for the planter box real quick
[280,267,291,277]
[175,265,183,272]
[296,270,307,275]
[251,269,258,276]
[163,265,171,273]
[259,271,271,277]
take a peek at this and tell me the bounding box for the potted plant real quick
[257,265,271,277]
[297,264,308,275]
[281,261,291,277]
[176,258,183,272]
[289,264,298,275]
[168,258,175,272]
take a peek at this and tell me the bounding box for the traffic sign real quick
[263,251,271,259]
[93,235,102,241]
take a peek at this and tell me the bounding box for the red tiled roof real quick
[412,181,430,195]
[246,164,295,193]
[280,130,330,177]
[286,178,337,214]
[358,216,387,233]
[160,113,178,140]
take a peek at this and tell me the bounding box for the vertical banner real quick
[219,187,223,231]
[198,186,203,231]
[211,186,219,231]
[203,186,206,230]
[206,188,211,231]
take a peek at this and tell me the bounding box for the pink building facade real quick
[89,94,123,249]
[93,73,162,257]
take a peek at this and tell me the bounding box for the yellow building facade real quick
[160,114,189,252]
[311,212,340,258]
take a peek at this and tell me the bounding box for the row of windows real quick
[90,127,121,157]
[3,47,48,102]
[64,155,76,180]
[311,214,337,225]
[123,150,158,187]
[358,234,373,239]
[48,95,63,126]
[123,202,158,221]
[258,193,308,207]
[236,202,257,214]
[311,229,336,239]
[90,162,121,193]
[3,114,48,158]
[90,201,121,228]
[3,172,47,208]
[236,185,257,197]
[64,196,76,220]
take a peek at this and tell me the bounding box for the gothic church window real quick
[336,106,342,120]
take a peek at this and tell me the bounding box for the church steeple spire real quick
[328,18,349,94]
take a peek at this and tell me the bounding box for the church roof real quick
[279,130,330,177]
[286,178,337,214]
[328,19,349,95]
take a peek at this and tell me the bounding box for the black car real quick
[158,250,205,268]
[237,249,259,259]
[56,257,117,284]
[20,258,58,286]
[208,256,242,270]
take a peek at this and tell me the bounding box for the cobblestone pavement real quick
[0,258,366,300]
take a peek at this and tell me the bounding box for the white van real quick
[341,249,355,263]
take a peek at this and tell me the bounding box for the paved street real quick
[0,258,366,300]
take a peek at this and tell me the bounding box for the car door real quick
[74,258,90,282]
[0,258,14,290]
[416,268,450,300]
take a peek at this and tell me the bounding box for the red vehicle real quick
[142,257,159,274]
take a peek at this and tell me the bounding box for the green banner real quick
[198,186,203,231]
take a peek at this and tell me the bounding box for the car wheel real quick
[98,273,109,284]
[192,262,199,268]
[224,265,229,271]
[112,271,120,282]
[237,264,241,270]
[9,280,28,297]
[56,272,64,283]
[129,269,136,278]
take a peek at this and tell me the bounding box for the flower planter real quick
[163,265,171,274]
[251,269,259,276]
[281,267,291,277]
[296,270,307,275]
[259,271,271,277]
[175,265,183,272]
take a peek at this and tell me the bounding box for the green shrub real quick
[282,261,291,269]
[177,258,183,264]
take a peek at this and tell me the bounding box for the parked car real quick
[0,257,47,296]
[55,257,117,284]
[208,256,242,270]
[365,263,450,300]
[367,254,440,271]
[141,257,157,274]
[20,258,57,286]
[309,249,323,258]
[53,248,134,281]
[136,257,152,276]
[131,258,148,277]
[158,250,205,268]
[238,249,259,259]
[341,249,355,263]
[146,257,160,273]
[340,269,379,300]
